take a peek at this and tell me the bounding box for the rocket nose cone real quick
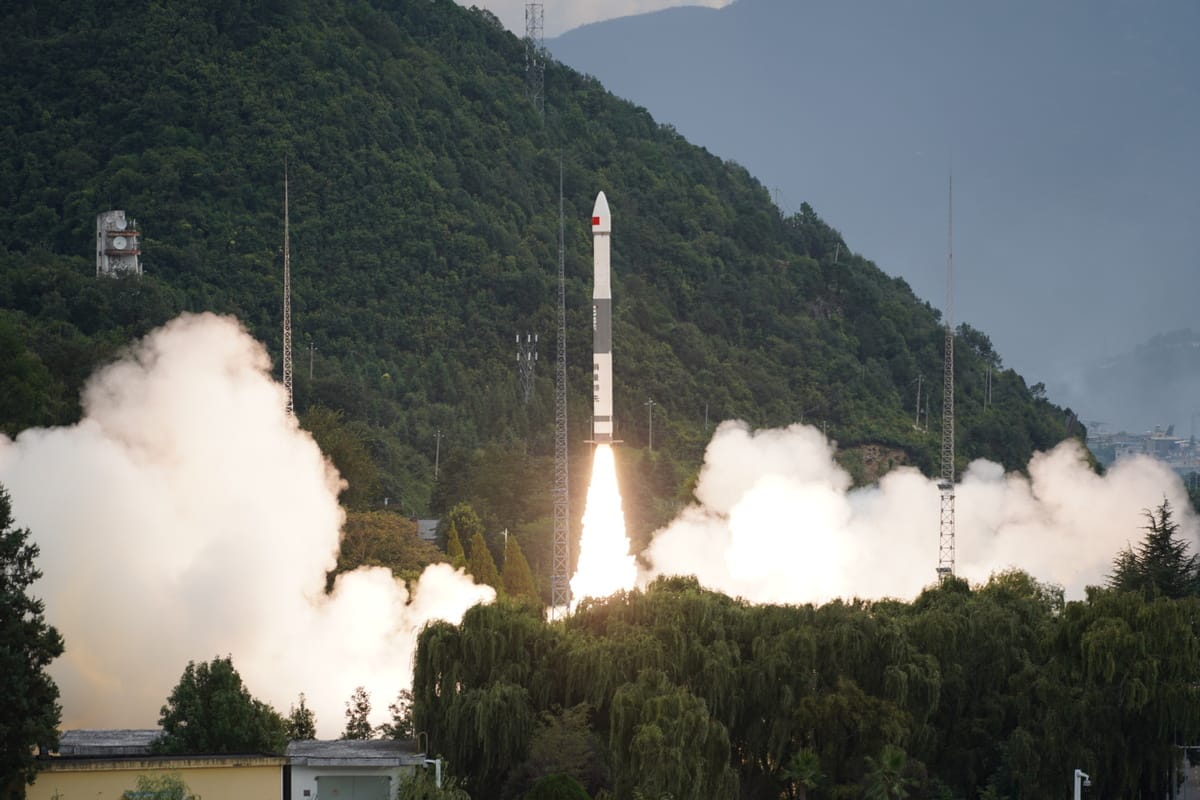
[591,191,611,233]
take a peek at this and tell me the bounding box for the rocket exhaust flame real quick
[571,444,637,603]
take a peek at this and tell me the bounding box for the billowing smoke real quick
[0,313,494,737]
[644,420,1196,602]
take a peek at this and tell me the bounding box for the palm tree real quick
[862,744,912,800]
[782,748,823,800]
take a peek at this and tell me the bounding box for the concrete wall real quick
[28,756,285,800]
[290,765,414,799]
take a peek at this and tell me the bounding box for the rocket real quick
[591,191,614,444]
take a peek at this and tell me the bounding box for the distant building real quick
[29,729,286,800]
[287,739,426,799]
[28,730,427,800]
[96,210,142,277]
[413,518,440,543]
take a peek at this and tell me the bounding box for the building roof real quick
[414,518,439,542]
[286,739,425,768]
[57,729,160,756]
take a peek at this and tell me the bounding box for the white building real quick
[286,739,426,800]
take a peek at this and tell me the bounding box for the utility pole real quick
[914,374,923,429]
[434,429,443,481]
[645,397,656,450]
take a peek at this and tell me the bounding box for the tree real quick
[467,532,501,589]
[379,689,415,740]
[1108,498,1199,598]
[523,773,591,800]
[446,523,467,569]
[154,656,287,754]
[286,693,317,741]
[0,485,64,798]
[301,406,381,510]
[122,773,196,800]
[781,749,823,800]
[862,744,912,800]
[502,535,540,607]
[343,686,374,740]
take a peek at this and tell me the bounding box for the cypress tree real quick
[467,532,501,589]
[502,535,540,606]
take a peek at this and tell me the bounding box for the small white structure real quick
[287,739,425,800]
[96,210,142,277]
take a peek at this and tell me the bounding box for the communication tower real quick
[282,165,294,417]
[937,177,956,579]
[96,211,142,277]
[517,332,538,404]
[551,158,571,613]
[525,3,545,119]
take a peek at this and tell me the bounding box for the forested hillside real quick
[0,0,1074,566]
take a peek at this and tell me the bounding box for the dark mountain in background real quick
[550,0,1200,428]
[0,0,1071,566]
[1052,329,1200,436]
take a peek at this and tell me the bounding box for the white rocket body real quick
[591,192,614,444]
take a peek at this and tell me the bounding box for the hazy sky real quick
[458,0,730,37]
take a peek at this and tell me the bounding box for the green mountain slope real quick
[0,0,1075,553]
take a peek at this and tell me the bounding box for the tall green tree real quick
[502,535,539,607]
[1108,498,1199,598]
[0,486,64,798]
[446,523,467,569]
[285,693,317,741]
[343,686,374,740]
[379,689,414,740]
[154,656,287,754]
[467,532,501,590]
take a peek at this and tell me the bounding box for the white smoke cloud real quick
[643,420,1195,602]
[0,313,494,737]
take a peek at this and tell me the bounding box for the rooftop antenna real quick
[283,160,293,417]
[937,175,956,580]
[525,3,545,121]
[551,155,571,614]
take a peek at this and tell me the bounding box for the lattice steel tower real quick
[517,332,538,404]
[525,4,545,120]
[937,176,955,579]
[551,159,571,613]
[282,163,294,417]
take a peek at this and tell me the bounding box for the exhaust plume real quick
[644,420,1196,602]
[0,313,494,736]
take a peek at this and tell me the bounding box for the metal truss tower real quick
[551,159,571,614]
[517,332,538,404]
[282,163,294,417]
[525,3,545,120]
[937,176,955,579]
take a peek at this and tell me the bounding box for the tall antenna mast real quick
[525,3,545,121]
[551,156,571,614]
[937,175,955,579]
[283,161,294,417]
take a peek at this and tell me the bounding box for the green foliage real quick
[1108,498,1200,598]
[397,771,472,800]
[122,773,196,800]
[523,773,591,800]
[342,685,374,740]
[0,485,64,797]
[154,656,287,754]
[446,524,467,569]
[412,572,1200,800]
[379,688,415,740]
[301,406,381,511]
[331,510,445,589]
[502,535,540,607]
[467,532,501,590]
[285,692,317,741]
